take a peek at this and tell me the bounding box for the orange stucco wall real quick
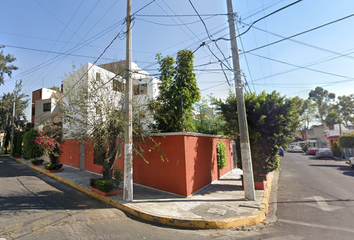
[133,134,234,196]
[133,135,188,196]
[184,136,234,196]
[184,135,212,196]
[58,139,80,168]
[59,134,235,197]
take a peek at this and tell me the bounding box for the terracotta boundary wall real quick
[59,133,235,197]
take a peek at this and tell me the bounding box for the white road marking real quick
[313,196,331,211]
[303,196,343,212]
[262,235,303,240]
[279,219,354,233]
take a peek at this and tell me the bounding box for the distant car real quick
[349,157,354,169]
[290,146,303,153]
[287,146,296,152]
[316,148,334,159]
[306,147,318,155]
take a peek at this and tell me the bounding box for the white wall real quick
[41,88,57,99]
[62,63,124,139]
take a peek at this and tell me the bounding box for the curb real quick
[11,157,273,229]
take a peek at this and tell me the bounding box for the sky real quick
[1,0,354,120]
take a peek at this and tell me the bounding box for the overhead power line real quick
[0,44,116,60]
[135,13,227,17]
[247,52,352,83]
[238,0,303,37]
[242,23,354,61]
[242,12,354,54]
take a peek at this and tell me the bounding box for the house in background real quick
[305,125,329,148]
[325,124,354,154]
[31,88,62,129]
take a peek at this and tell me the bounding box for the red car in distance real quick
[306,147,318,155]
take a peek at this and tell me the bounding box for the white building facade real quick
[62,61,159,138]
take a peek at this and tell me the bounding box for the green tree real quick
[332,141,342,158]
[300,99,318,130]
[149,50,201,132]
[211,90,239,139]
[193,97,223,135]
[308,86,335,125]
[0,80,29,152]
[23,128,43,159]
[213,91,301,174]
[337,94,354,126]
[324,111,338,129]
[0,46,18,85]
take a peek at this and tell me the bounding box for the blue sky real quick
[1,0,354,119]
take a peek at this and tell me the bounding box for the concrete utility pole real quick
[10,98,15,157]
[124,0,133,202]
[226,0,256,201]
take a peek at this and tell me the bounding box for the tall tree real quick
[193,97,223,135]
[337,94,354,126]
[308,86,335,125]
[213,91,302,175]
[300,99,318,130]
[324,111,338,129]
[149,50,200,132]
[0,80,29,152]
[0,46,18,85]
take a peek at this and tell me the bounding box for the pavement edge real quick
[12,157,274,229]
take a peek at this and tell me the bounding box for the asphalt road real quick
[2,153,354,240]
[244,151,354,240]
[0,155,250,240]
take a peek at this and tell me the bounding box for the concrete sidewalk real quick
[11,156,275,229]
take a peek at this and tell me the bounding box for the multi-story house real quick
[62,61,159,138]
[31,88,62,129]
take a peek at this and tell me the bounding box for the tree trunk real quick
[102,159,112,180]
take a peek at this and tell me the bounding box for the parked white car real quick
[290,146,303,153]
[349,157,354,169]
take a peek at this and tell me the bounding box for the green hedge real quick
[44,163,63,170]
[23,129,43,159]
[339,132,354,148]
[216,141,227,169]
[332,142,342,157]
[89,178,114,192]
[13,131,24,156]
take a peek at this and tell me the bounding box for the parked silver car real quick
[315,148,334,159]
[290,146,303,153]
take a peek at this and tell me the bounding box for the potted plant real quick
[241,174,267,190]
[90,168,123,196]
[35,123,63,172]
[31,159,44,166]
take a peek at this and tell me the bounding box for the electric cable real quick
[238,0,303,37]
[242,12,354,54]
